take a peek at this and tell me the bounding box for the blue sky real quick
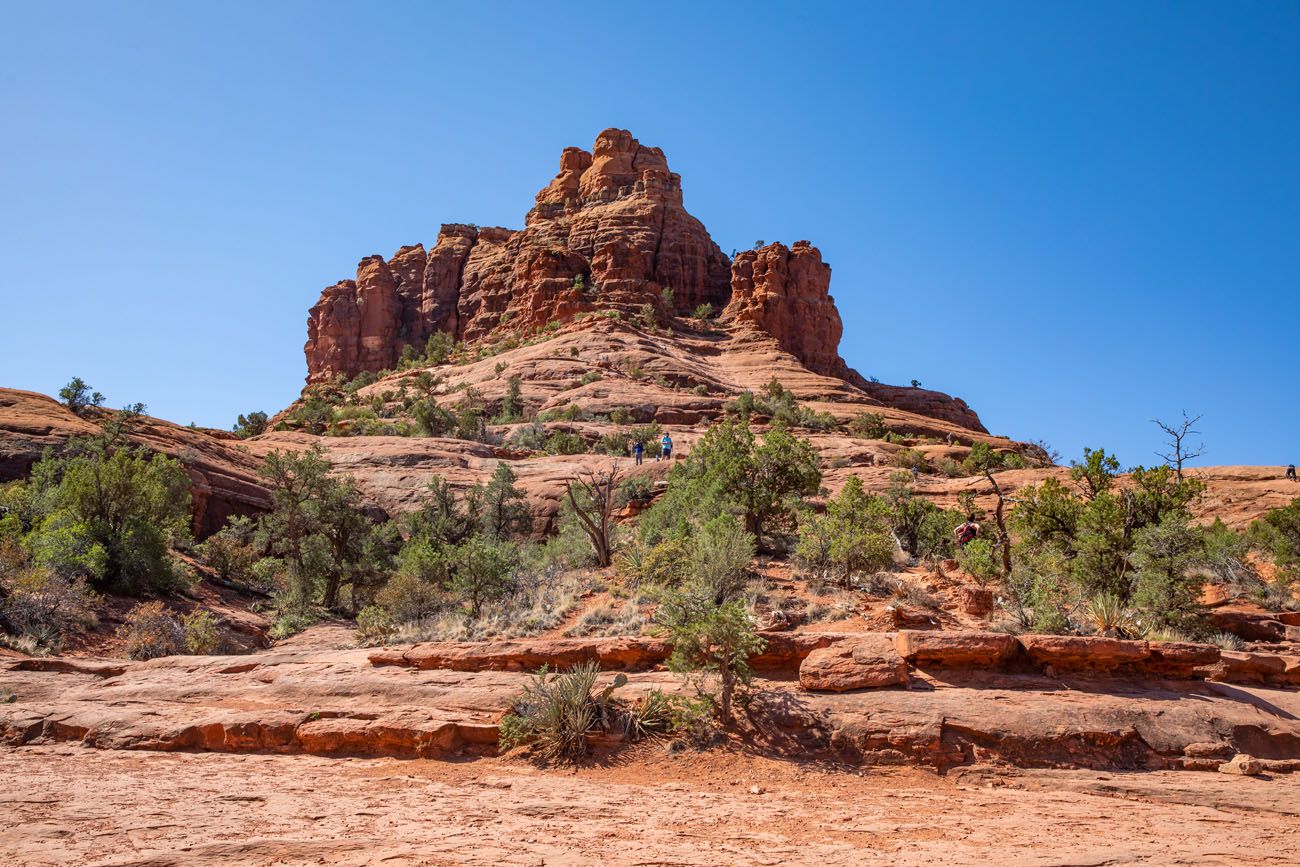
[1,2,1296,469]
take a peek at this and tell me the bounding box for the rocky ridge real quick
[304,129,868,393]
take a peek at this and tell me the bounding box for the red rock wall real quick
[723,241,843,377]
[303,129,733,384]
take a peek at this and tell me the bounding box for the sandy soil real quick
[3,744,1298,866]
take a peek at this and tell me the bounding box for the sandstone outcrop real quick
[724,241,842,377]
[0,388,270,536]
[7,637,1300,775]
[305,129,734,385]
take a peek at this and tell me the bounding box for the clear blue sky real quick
[2,2,1297,469]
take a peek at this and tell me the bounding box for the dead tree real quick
[566,463,621,568]
[982,467,1013,579]
[1152,411,1205,484]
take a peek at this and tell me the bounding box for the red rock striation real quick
[723,241,844,376]
[305,129,736,384]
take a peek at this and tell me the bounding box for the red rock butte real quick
[305,129,851,391]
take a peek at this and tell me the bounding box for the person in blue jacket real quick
[633,439,644,465]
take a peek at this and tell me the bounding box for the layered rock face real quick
[304,129,828,384]
[724,241,843,377]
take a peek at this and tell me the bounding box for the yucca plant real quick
[1080,592,1136,638]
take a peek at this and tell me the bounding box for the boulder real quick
[1218,754,1264,776]
[799,635,908,692]
[955,585,994,618]
[1201,650,1298,685]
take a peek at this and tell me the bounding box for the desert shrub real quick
[794,477,895,584]
[182,608,221,654]
[566,600,646,637]
[496,376,524,423]
[375,565,447,624]
[284,396,335,434]
[956,537,1001,584]
[411,399,457,437]
[545,431,587,455]
[0,563,97,648]
[507,421,549,451]
[1078,592,1137,638]
[1011,450,1208,629]
[449,535,520,617]
[269,610,318,641]
[15,431,191,595]
[580,371,602,386]
[692,303,715,320]
[538,404,589,423]
[1130,517,1207,635]
[58,377,106,415]
[1248,497,1300,601]
[196,516,260,588]
[1208,631,1245,651]
[791,406,836,431]
[617,537,690,587]
[257,446,391,613]
[619,475,654,504]
[890,579,941,610]
[595,432,630,457]
[119,601,184,660]
[413,330,453,365]
[354,605,396,644]
[848,412,889,439]
[890,448,932,473]
[688,515,755,603]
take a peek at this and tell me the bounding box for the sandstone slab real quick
[895,631,1021,668]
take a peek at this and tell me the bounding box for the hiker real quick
[955,516,980,548]
[1288,464,1297,482]
[659,432,673,461]
[633,439,644,465]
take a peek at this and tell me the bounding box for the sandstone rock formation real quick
[723,241,843,377]
[305,129,736,384]
[0,388,270,536]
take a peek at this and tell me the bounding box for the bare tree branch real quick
[1151,410,1205,484]
[565,462,622,567]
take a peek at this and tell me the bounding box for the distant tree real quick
[58,377,105,415]
[233,411,268,439]
[498,376,523,423]
[481,463,531,539]
[965,443,1012,578]
[1152,411,1206,485]
[425,331,455,365]
[910,379,922,389]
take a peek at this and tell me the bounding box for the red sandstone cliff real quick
[305,129,735,384]
[723,241,842,377]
